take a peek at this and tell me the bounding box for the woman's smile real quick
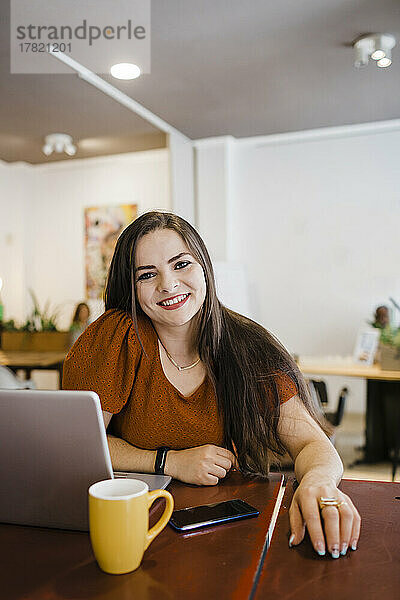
[157,293,191,310]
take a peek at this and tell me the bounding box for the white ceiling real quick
[1,0,399,163]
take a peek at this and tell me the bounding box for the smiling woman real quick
[63,211,361,560]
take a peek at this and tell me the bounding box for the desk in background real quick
[299,361,400,381]
[0,350,66,388]
[299,360,400,462]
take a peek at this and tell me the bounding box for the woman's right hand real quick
[165,444,238,485]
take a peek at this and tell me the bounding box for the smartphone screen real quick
[169,499,259,531]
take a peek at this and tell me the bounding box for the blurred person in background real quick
[69,302,91,346]
[372,305,390,329]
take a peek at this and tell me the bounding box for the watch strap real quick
[154,446,170,475]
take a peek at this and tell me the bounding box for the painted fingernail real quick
[351,540,358,551]
[340,543,348,556]
[315,541,325,556]
[288,533,295,548]
[331,545,340,559]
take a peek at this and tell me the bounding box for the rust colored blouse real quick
[62,309,297,450]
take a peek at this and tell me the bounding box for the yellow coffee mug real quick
[88,478,174,574]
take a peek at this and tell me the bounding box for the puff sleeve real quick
[275,372,298,404]
[262,372,298,409]
[62,309,142,414]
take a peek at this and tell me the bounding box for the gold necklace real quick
[158,339,201,372]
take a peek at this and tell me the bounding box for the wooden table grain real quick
[0,471,283,600]
[254,478,400,600]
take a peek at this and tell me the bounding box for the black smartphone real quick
[169,498,259,532]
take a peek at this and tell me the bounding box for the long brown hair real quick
[105,211,329,475]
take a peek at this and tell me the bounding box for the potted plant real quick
[1,291,70,352]
[379,326,400,370]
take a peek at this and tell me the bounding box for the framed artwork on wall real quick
[84,204,138,299]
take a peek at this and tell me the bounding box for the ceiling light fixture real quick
[353,33,396,69]
[110,63,141,80]
[42,133,77,157]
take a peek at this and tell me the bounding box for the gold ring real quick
[318,497,347,511]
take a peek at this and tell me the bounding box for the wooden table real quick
[0,472,284,600]
[254,478,400,600]
[299,361,400,381]
[2,475,398,600]
[0,350,66,388]
[299,361,400,462]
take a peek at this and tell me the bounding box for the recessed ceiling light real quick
[110,63,141,80]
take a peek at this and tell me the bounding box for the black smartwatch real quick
[154,447,170,475]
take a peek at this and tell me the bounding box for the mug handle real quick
[145,489,174,550]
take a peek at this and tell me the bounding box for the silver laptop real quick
[0,389,171,531]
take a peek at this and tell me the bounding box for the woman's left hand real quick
[288,473,361,558]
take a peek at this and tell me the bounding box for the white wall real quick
[195,137,235,261]
[168,132,195,225]
[230,128,400,356]
[195,123,400,412]
[0,162,32,322]
[1,149,170,328]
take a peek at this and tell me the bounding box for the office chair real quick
[308,380,349,429]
